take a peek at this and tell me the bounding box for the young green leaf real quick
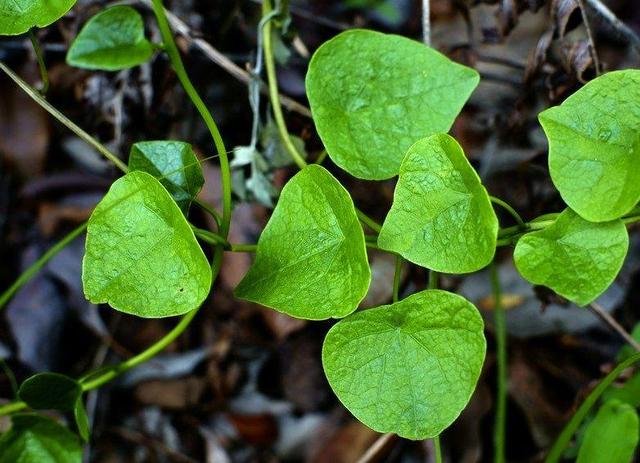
[603,372,640,408]
[66,6,154,71]
[74,399,90,442]
[306,29,479,180]
[18,372,81,411]
[322,290,486,439]
[235,165,371,320]
[539,70,640,222]
[0,0,76,36]
[576,400,639,463]
[0,414,82,463]
[514,208,628,306]
[323,290,486,439]
[378,134,498,273]
[129,141,204,214]
[82,171,212,317]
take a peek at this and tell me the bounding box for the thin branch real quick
[584,0,640,56]
[589,302,640,351]
[356,433,396,463]
[422,0,431,46]
[138,0,312,118]
[576,0,601,75]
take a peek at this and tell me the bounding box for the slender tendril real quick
[545,352,640,463]
[392,256,403,302]
[490,196,525,229]
[357,210,382,234]
[434,435,442,463]
[490,262,507,463]
[150,0,232,239]
[0,223,87,311]
[0,62,128,172]
[28,28,49,94]
[262,0,308,170]
[428,270,439,290]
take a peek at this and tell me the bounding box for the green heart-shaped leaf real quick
[66,6,154,71]
[82,171,211,317]
[322,290,486,439]
[129,141,204,214]
[540,70,640,222]
[577,400,639,463]
[0,414,82,463]
[18,373,81,411]
[514,208,628,306]
[235,165,371,320]
[306,29,479,180]
[378,134,498,273]
[0,0,76,36]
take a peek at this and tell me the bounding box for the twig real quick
[356,433,396,463]
[137,0,312,118]
[576,0,601,75]
[589,302,640,351]
[584,0,640,56]
[422,0,431,46]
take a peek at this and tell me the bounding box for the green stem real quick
[0,62,127,172]
[490,196,525,229]
[194,198,222,227]
[0,401,26,416]
[392,256,403,302]
[150,0,232,239]
[79,308,200,391]
[357,210,382,234]
[262,0,308,170]
[192,226,230,248]
[230,243,258,253]
[28,28,49,94]
[428,270,439,290]
[315,149,328,164]
[0,222,87,310]
[545,352,640,463]
[434,435,443,463]
[490,262,507,463]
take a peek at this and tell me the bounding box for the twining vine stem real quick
[545,351,640,463]
[28,28,49,94]
[490,262,507,463]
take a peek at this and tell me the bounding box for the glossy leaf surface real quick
[323,290,486,439]
[83,171,211,317]
[306,29,479,180]
[235,165,371,320]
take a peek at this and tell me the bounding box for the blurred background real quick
[1,0,640,461]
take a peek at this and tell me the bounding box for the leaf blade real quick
[66,6,154,71]
[322,289,486,439]
[235,165,371,320]
[306,29,479,180]
[378,133,498,273]
[0,0,76,36]
[82,171,212,318]
[514,208,628,306]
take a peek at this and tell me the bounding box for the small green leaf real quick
[514,208,628,306]
[235,165,371,320]
[306,29,479,180]
[577,400,639,463]
[18,372,81,411]
[0,0,76,36]
[322,290,486,439]
[128,141,204,214]
[74,399,90,442]
[82,171,212,318]
[0,414,82,463]
[66,6,154,71]
[540,70,640,222]
[603,372,640,408]
[378,134,498,273]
